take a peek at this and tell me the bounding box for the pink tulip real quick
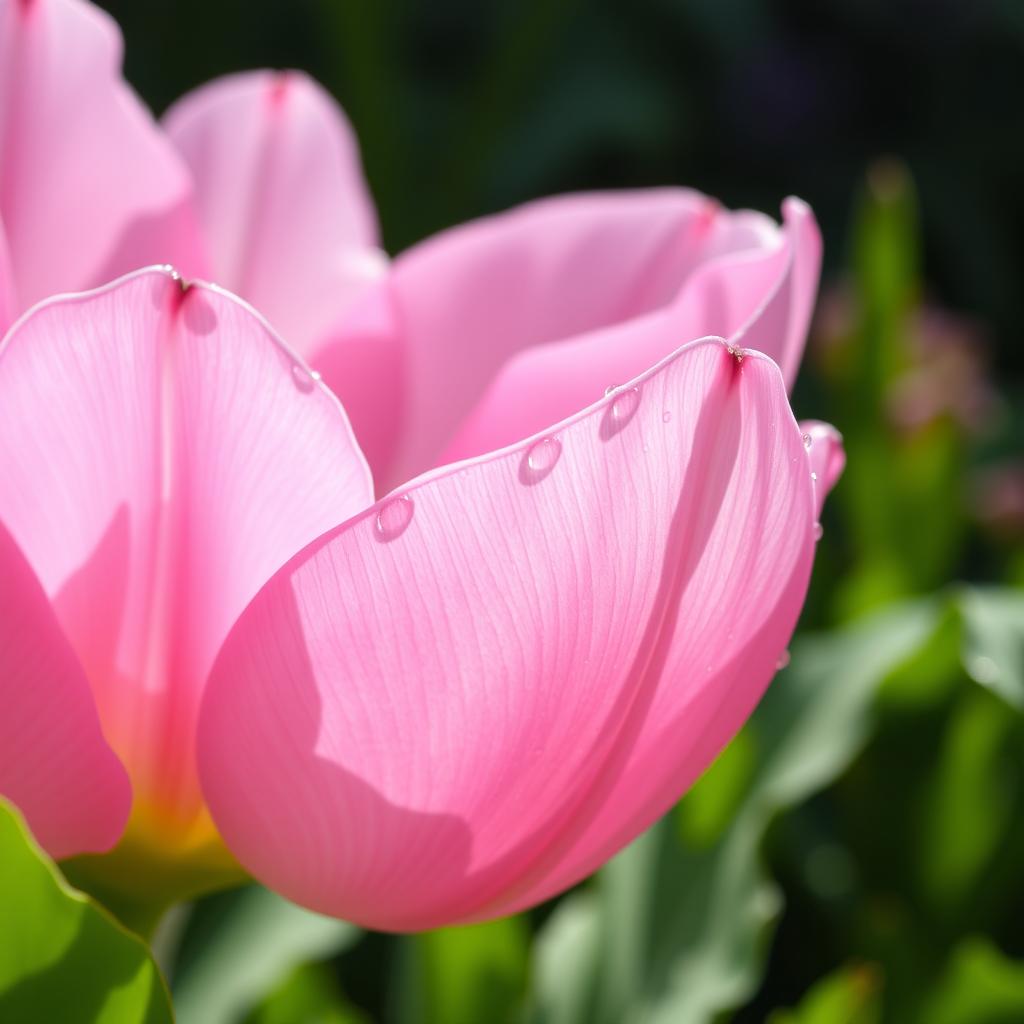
[0,0,844,931]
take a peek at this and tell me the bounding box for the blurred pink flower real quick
[0,0,843,930]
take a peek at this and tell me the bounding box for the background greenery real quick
[17,1,1024,1020]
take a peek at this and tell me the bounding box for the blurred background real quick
[95,1,1024,1021]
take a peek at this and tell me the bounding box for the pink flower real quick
[0,0,844,930]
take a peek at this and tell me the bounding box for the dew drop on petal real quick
[663,410,672,423]
[605,383,619,397]
[291,364,321,392]
[813,522,824,541]
[526,436,562,476]
[611,386,640,423]
[776,649,791,670]
[802,432,813,450]
[375,494,414,541]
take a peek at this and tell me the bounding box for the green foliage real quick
[769,964,882,1024]
[0,799,172,1024]
[528,604,940,1024]
[924,939,1024,1024]
[959,586,1024,709]
[171,884,360,1024]
[394,917,530,1024]
[246,964,368,1024]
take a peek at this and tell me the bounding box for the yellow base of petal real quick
[60,799,248,938]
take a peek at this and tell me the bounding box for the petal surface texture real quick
[0,521,130,859]
[0,0,205,312]
[317,190,820,493]
[164,70,384,360]
[0,270,373,835]
[801,419,847,517]
[199,339,831,931]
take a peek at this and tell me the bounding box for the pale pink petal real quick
[801,419,846,516]
[164,70,384,360]
[714,197,821,390]
[444,198,821,472]
[315,190,820,493]
[0,269,373,830]
[199,339,829,931]
[0,520,130,859]
[0,0,206,311]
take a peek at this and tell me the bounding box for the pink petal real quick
[199,339,833,931]
[164,70,384,360]
[315,190,820,493]
[0,215,12,334]
[0,0,206,312]
[801,419,846,516]
[0,520,130,859]
[0,269,373,830]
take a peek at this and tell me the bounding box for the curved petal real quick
[801,419,846,517]
[0,269,373,838]
[0,520,130,859]
[0,0,206,311]
[164,70,385,360]
[314,191,820,493]
[441,198,821,474]
[199,339,829,931]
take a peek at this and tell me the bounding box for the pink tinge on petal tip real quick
[0,267,374,832]
[0,0,207,312]
[0,520,130,859]
[198,337,826,931]
[163,69,385,361]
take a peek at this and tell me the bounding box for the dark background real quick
[99,0,1023,378]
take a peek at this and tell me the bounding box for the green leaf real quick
[528,895,603,1024]
[246,963,368,1024]
[923,938,1024,1024]
[171,884,360,1024]
[917,687,1017,912]
[0,798,172,1024]
[529,601,940,1024]
[768,963,882,1024]
[959,586,1024,710]
[396,916,530,1024]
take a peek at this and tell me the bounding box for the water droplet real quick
[811,471,818,482]
[604,383,619,397]
[813,522,824,541]
[375,494,414,541]
[611,386,640,423]
[642,443,650,453]
[802,432,813,450]
[662,410,672,423]
[776,649,791,670]
[291,364,322,392]
[523,436,562,482]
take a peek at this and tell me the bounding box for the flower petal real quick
[0,520,130,859]
[0,215,12,334]
[199,339,829,930]
[0,0,205,311]
[801,419,846,516]
[315,191,819,493]
[164,70,384,359]
[0,269,373,831]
